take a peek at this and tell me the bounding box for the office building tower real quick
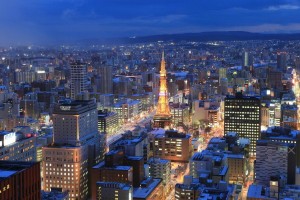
[42,100,102,200]
[170,103,189,127]
[227,154,247,184]
[219,78,228,95]
[98,65,113,94]
[218,68,227,83]
[52,100,98,146]
[70,61,87,99]
[224,93,261,156]
[124,156,145,187]
[113,99,142,124]
[14,70,37,83]
[0,161,40,199]
[98,110,119,135]
[260,126,300,184]
[92,150,144,188]
[91,150,134,200]
[153,52,172,129]
[255,140,292,186]
[152,130,192,162]
[261,100,281,128]
[295,56,300,73]
[277,52,287,71]
[242,51,253,67]
[113,76,133,96]
[99,94,114,110]
[267,68,282,90]
[96,182,133,200]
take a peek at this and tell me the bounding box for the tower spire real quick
[153,52,172,129]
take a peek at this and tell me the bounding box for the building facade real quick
[0,131,36,161]
[224,93,261,156]
[96,182,133,200]
[70,61,87,99]
[0,161,41,200]
[148,157,171,191]
[42,100,102,200]
[153,130,192,162]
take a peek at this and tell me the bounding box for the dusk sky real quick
[1,0,300,45]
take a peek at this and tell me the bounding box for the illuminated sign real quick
[2,132,16,146]
[60,106,71,111]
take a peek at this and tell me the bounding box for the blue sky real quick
[1,0,300,45]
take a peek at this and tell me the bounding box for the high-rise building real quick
[98,65,113,94]
[277,52,287,71]
[91,150,134,200]
[267,68,282,90]
[170,103,190,127]
[113,100,142,124]
[70,61,87,99]
[261,100,281,128]
[242,51,253,67]
[153,52,172,129]
[218,68,227,84]
[260,126,300,184]
[42,100,103,200]
[295,56,300,73]
[255,140,292,186]
[224,93,261,156]
[52,100,98,146]
[98,110,119,135]
[0,161,41,200]
[152,130,192,162]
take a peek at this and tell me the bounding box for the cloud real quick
[223,23,300,33]
[266,4,300,11]
[96,14,187,26]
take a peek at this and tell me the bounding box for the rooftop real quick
[96,182,132,190]
[0,161,38,180]
[247,185,268,199]
[133,178,162,199]
[148,157,170,164]
[93,161,132,171]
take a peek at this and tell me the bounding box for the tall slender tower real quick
[153,52,172,128]
[98,64,113,94]
[70,61,87,99]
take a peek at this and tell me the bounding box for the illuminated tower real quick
[153,52,172,128]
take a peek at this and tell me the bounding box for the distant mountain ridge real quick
[113,31,300,44]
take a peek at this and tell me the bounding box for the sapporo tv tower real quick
[153,52,172,129]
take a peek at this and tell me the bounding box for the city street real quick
[106,110,155,145]
[167,162,190,200]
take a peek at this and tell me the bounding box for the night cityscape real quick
[2,1,300,200]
